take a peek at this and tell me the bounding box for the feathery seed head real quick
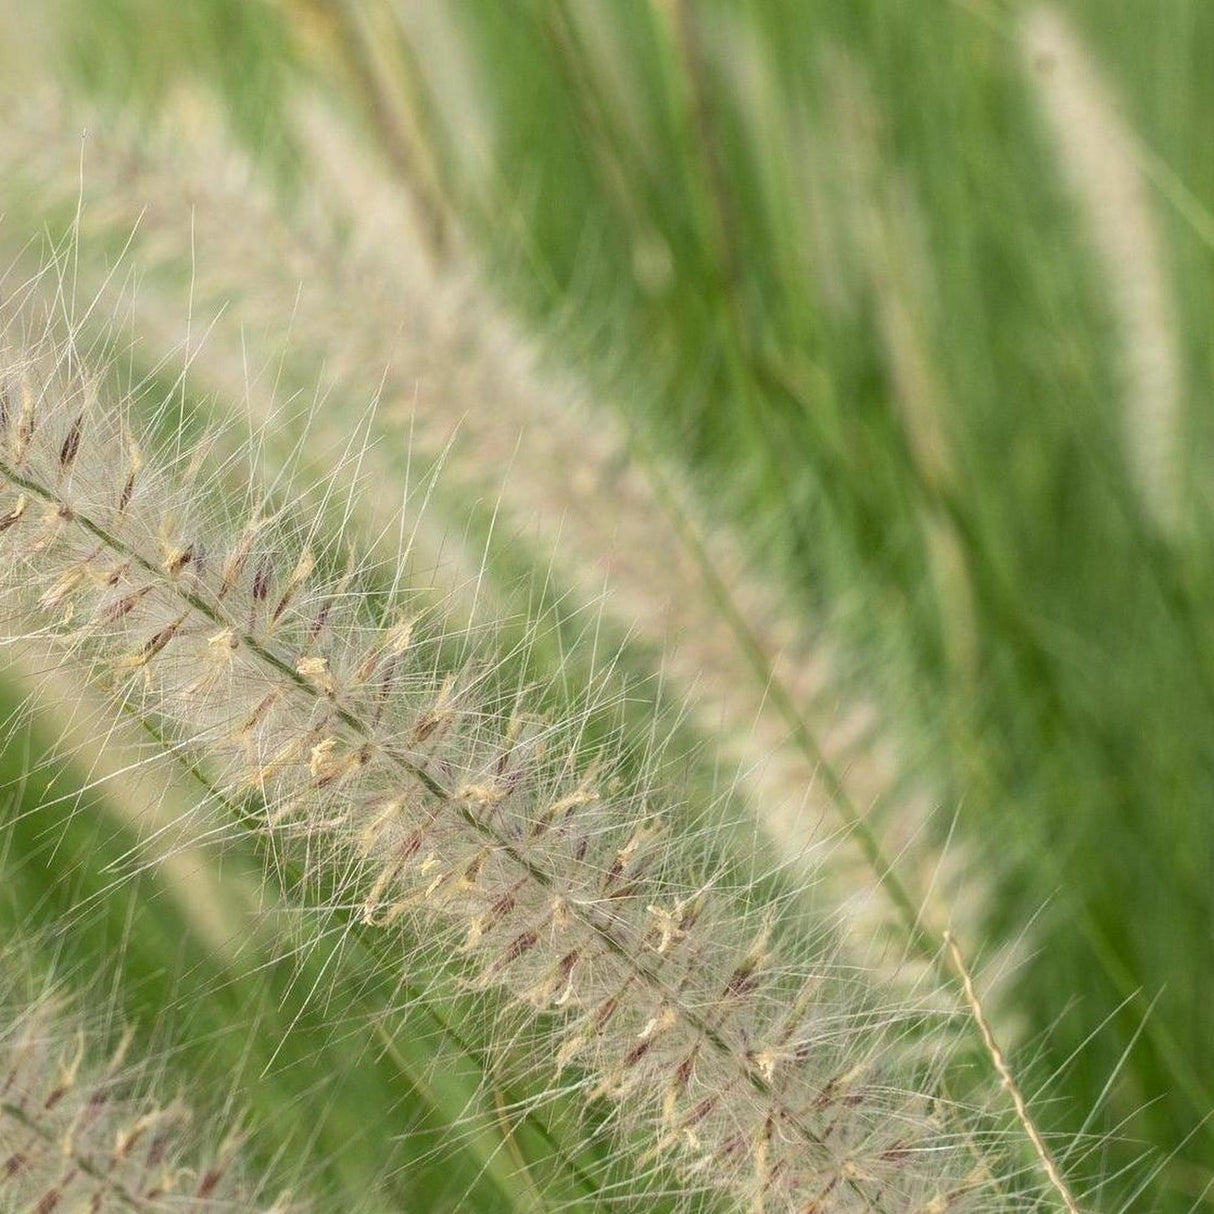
[0,988,293,1212]
[0,311,1060,1210]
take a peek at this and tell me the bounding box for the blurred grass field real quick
[0,0,1211,1210]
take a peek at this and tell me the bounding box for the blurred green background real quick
[0,1,1211,1210]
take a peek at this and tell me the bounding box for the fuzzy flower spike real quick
[0,986,293,1211]
[0,316,1056,1212]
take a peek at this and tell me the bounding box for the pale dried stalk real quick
[0,89,921,933]
[0,326,1036,1210]
[944,934,1081,1214]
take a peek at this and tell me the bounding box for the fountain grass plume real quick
[1021,5,1184,536]
[0,288,1066,1211]
[0,86,946,952]
[1,981,295,1211]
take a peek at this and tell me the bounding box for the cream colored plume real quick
[1022,5,1184,534]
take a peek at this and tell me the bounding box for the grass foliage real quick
[0,0,1210,1210]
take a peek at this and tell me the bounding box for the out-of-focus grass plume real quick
[0,0,1210,1211]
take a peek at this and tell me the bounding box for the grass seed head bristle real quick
[0,315,1064,1211]
[0,986,294,1211]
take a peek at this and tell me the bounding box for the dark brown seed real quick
[139,613,189,661]
[240,693,278,736]
[166,545,194,576]
[413,712,441,744]
[395,830,424,861]
[813,1077,839,1110]
[16,396,34,452]
[682,1096,717,1129]
[101,585,153,623]
[58,414,83,469]
[594,981,635,1030]
[623,1038,654,1068]
[718,1132,747,1164]
[881,1140,911,1163]
[491,930,539,973]
[34,1182,67,1213]
[724,961,759,999]
[252,557,272,602]
[376,656,399,702]
[146,1128,172,1169]
[196,1168,224,1197]
[307,600,333,642]
[673,1047,698,1091]
[114,1121,146,1160]
[118,470,137,513]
